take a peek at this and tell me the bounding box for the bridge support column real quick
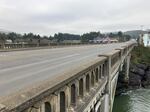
[82,76,86,97]
[104,56,111,112]
[41,103,45,112]
[25,106,40,112]
[104,94,109,112]
[124,53,131,82]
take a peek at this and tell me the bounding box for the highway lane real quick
[0,43,127,97]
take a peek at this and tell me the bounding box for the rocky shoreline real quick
[116,63,150,95]
[129,64,150,87]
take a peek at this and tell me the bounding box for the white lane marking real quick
[0,54,80,73]
[0,52,17,55]
[0,53,96,85]
[0,54,7,57]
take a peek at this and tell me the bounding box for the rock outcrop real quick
[116,63,150,95]
[129,64,150,88]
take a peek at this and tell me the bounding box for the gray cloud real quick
[0,0,150,35]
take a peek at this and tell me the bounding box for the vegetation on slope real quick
[131,45,150,65]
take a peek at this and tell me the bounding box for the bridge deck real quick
[0,43,127,98]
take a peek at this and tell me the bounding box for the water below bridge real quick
[113,88,150,112]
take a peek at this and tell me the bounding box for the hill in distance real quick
[0,29,11,34]
[124,30,148,39]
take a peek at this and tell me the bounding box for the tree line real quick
[0,31,131,44]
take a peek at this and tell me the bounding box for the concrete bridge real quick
[0,41,136,112]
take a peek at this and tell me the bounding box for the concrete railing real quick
[0,42,131,52]
[0,43,106,52]
[0,43,101,49]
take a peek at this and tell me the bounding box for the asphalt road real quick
[0,43,127,97]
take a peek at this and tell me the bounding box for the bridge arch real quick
[71,84,76,106]
[79,78,84,98]
[99,65,102,79]
[91,71,95,87]
[102,64,105,77]
[44,102,51,112]
[95,68,99,82]
[60,91,66,112]
[86,74,90,92]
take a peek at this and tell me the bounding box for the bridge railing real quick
[99,50,121,77]
[111,52,121,74]
[0,42,136,51]
[0,56,109,112]
[0,43,99,50]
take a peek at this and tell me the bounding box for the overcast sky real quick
[0,0,150,35]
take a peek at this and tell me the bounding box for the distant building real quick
[91,37,103,43]
[62,40,81,44]
[5,39,12,44]
[139,33,150,47]
[102,37,111,44]
[90,36,118,44]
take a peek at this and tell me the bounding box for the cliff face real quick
[129,46,150,88]
[129,64,150,88]
[116,64,150,95]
